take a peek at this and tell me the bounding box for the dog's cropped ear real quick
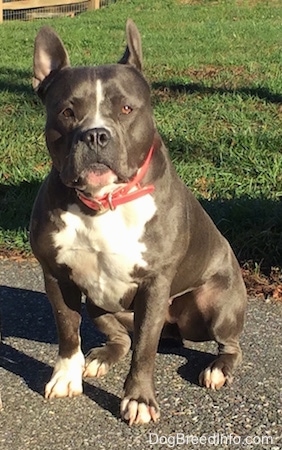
[119,19,143,72]
[33,26,70,92]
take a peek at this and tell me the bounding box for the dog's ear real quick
[119,19,143,72]
[33,26,70,92]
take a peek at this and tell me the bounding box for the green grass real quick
[0,0,281,272]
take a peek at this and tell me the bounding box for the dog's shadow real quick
[158,339,216,385]
[0,285,216,419]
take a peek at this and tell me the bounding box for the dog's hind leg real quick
[199,273,246,390]
[198,279,246,390]
[84,301,132,378]
[169,268,246,390]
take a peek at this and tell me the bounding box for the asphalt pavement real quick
[0,260,281,450]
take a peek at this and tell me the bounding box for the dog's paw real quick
[199,366,232,390]
[120,398,160,426]
[83,347,118,378]
[83,358,109,378]
[45,352,85,399]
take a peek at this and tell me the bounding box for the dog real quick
[30,19,247,426]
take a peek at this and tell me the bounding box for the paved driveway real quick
[0,260,281,449]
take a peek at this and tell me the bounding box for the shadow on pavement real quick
[0,286,56,343]
[0,342,52,396]
[158,340,216,386]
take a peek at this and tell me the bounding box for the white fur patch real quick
[45,349,85,399]
[88,78,107,129]
[53,195,157,312]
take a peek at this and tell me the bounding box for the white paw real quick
[83,358,109,378]
[120,398,160,426]
[199,367,228,390]
[45,351,85,399]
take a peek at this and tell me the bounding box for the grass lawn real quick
[0,0,281,284]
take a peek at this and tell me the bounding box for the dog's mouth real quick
[72,163,120,198]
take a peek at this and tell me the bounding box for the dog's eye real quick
[62,108,74,118]
[121,105,132,115]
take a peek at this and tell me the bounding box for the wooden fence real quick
[0,0,101,22]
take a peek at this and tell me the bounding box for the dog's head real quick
[33,20,156,199]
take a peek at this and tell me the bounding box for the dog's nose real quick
[82,128,111,148]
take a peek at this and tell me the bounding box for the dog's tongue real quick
[86,169,117,186]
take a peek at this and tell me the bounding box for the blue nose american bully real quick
[30,20,247,426]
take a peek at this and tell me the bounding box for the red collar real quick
[77,144,155,212]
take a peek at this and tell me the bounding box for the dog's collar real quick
[77,144,155,212]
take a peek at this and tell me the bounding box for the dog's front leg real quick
[121,278,169,425]
[43,271,84,399]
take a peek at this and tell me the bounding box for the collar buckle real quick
[107,192,115,211]
[94,198,107,212]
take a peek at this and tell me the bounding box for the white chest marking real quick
[53,196,157,312]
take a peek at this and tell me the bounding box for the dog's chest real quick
[53,197,156,312]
